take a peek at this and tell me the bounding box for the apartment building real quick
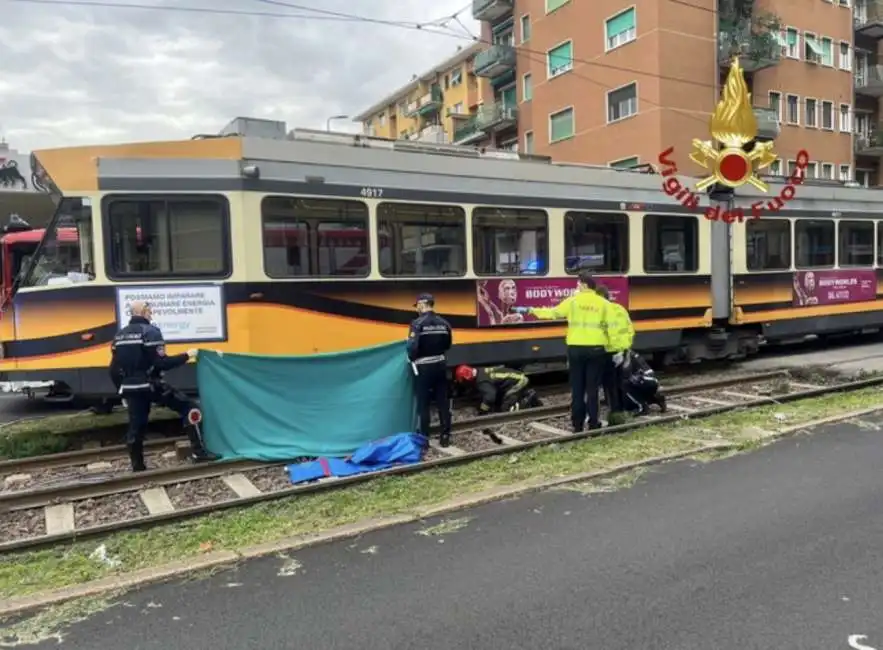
[353,43,488,144]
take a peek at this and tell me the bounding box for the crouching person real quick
[621,350,667,415]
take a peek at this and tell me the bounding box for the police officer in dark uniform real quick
[407,293,453,447]
[110,300,219,472]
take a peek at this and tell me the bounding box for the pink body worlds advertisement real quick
[792,270,877,307]
[476,277,629,327]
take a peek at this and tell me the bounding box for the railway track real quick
[3,369,871,554]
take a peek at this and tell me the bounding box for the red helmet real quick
[454,365,476,383]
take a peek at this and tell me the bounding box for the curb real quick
[3,405,883,619]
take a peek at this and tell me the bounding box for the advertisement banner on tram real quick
[476,277,629,327]
[792,270,877,307]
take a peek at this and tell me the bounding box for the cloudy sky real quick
[0,0,479,152]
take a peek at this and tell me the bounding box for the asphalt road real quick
[9,418,883,649]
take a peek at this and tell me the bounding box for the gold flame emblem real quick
[690,57,776,192]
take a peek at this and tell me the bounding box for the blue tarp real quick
[196,343,417,461]
[287,433,427,484]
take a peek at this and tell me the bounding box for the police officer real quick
[110,300,219,472]
[407,293,453,447]
[596,284,635,416]
[517,271,611,432]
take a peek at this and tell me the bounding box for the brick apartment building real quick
[355,0,883,186]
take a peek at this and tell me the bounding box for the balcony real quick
[452,102,517,145]
[407,125,447,144]
[473,44,516,78]
[753,106,780,141]
[855,132,883,156]
[404,87,443,117]
[855,1,883,38]
[473,0,512,21]
[718,24,780,73]
[855,65,883,96]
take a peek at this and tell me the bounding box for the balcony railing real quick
[753,106,780,141]
[855,131,883,155]
[718,22,781,73]
[855,1,883,38]
[855,64,883,96]
[453,102,518,144]
[473,44,516,77]
[472,0,512,21]
[405,86,443,117]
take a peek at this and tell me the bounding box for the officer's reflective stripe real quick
[144,340,165,347]
[113,339,145,345]
[414,355,445,364]
[418,330,449,336]
[120,383,151,391]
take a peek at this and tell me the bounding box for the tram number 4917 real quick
[360,187,384,198]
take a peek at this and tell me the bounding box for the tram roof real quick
[30,117,883,218]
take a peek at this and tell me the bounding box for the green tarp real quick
[196,343,417,461]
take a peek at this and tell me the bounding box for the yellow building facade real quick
[353,43,489,145]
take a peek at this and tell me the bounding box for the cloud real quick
[0,0,480,151]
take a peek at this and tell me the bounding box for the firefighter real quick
[407,293,453,447]
[110,300,219,472]
[596,284,635,416]
[453,364,542,415]
[515,271,611,432]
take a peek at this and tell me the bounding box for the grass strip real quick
[0,387,879,601]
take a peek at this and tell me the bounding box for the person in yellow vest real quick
[512,271,611,432]
[596,284,635,416]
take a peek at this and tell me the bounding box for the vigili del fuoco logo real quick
[657,57,809,222]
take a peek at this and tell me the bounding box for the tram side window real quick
[377,203,466,277]
[642,215,698,273]
[107,197,228,277]
[21,197,95,287]
[878,222,883,266]
[838,220,874,266]
[472,207,547,275]
[746,220,791,271]
[564,212,628,274]
[261,197,370,277]
[794,219,835,268]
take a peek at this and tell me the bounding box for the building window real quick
[840,0,851,6]
[643,215,698,273]
[520,14,530,42]
[857,169,872,187]
[821,163,834,179]
[549,107,574,142]
[605,7,636,51]
[524,131,534,154]
[472,208,548,275]
[451,102,464,115]
[107,196,229,277]
[769,91,782,121]
[786,28,799,58]
[770,159,782,175]
[786,94,799,124]
[805,33,822,62]
[22,197,95,287]
[746,220,791,271]
[607,83,637,122]
[547,41,573,78]
[820,37,834,65]
[807,161,818,178]
[840,42,852,70]
[805,98,817,127]
[609,156,639,169]
[840,104,851,131]
[545,0,570,13]
[523,73,533,101]
[564,212,628,273]
[451,68,463,86]
[795,219,835,268]
[261,197,370,278]
[821,101,834,129]
[377,203,466,277]
[787,160,797,176]
[839,220,874,266]
[378,114,386,127]
[839,164,851,181]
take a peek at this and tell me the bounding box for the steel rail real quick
[0,370,786,482]
[0,369,855,553]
